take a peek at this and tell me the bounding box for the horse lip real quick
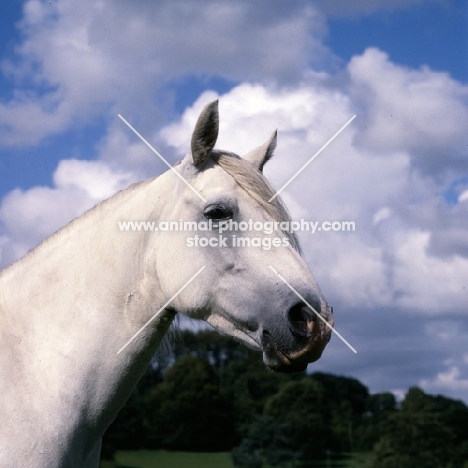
[261,311,330,372]
[261,331,308,373]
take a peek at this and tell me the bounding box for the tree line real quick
[101,330,468,467]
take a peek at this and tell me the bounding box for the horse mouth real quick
[261,307,331,374]
[261,331,308,373]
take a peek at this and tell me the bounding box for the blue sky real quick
[1,1,466,196]
[0,0,467,403]
[327,1,468,83]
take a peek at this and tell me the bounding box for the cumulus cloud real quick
[420,358,468,401]
[416,323,468,401]
[423,365,468,392]
[459,190,468,203]
[0,0,330,146]
[0,159,133,267]
[348,48,468,177]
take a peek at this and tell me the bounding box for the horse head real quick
[153,101,333,373]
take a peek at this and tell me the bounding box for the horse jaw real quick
[205,313,262,351]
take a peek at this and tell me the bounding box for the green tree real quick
[366,392,397,415]
[367,387,468,468]
[309,372,369,452]
[238,373,371,461]
[168,329,287,441]
[172,329,251,372]
[222,356,292,438]
[356,392,397,450]
[101,364,162,456]
[263,378,331,461]
[310,372,369,416]
[144,355,235,451]
[231,416,299,468]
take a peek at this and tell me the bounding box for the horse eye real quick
[204,206,233,220]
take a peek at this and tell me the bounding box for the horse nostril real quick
[288,302,318,338]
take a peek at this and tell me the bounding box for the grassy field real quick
[304,452,370,467]
[100,450,370,468]
[100,450,233,468]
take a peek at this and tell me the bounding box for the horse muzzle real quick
[261,299,334,373]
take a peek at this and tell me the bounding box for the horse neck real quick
[0,172,176,465]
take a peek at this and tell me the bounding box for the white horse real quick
[0,101,333,467]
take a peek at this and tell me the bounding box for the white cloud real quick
[53,159,133,200]
[393,230,468,314]
[459,190,468,203]
[348,48,468,177]
[373,207,392,225]
[0,236,9,267]
[417,321,468,400]
[0,159,134,268]
[0,0,330,146]
[420,365,468,398]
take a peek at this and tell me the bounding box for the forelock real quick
[211,151,301,252]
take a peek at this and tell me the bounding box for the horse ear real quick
[243,130,277,172]
[190,100,219,168]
